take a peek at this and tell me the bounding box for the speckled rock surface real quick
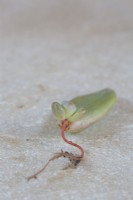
[0,1,133,200]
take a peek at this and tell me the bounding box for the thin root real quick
[26,151,83,181]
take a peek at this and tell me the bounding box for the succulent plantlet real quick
[27,88,116,181]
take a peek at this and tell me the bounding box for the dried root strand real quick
[61,151,82,167]
[27,121,84,181]
[26,151,83,181]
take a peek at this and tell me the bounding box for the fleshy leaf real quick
[52,102,65,120]
[62,101,77,119]
[68,108,86,122]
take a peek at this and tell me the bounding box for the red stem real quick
[61,122,84,158]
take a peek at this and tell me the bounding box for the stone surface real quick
[0,0,133,200]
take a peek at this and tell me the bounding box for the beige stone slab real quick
[0,1,133,200]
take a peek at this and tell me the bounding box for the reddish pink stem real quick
[61,122,84,158]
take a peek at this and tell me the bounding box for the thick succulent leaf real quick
[62,101,77,118]
[52,88,116,133]
[68,88,117,133]
[68,108,86,122]
[70,88,116,120]
[52,102,65,120]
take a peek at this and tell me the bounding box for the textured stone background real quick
[0,0,133,200]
